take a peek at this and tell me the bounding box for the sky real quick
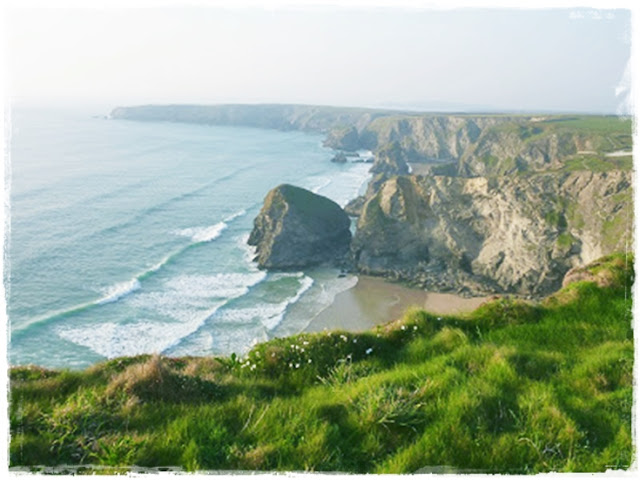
[2,3,635,113]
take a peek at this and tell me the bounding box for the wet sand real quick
[304,275,488,333]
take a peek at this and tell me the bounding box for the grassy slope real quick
[9,254,634,473]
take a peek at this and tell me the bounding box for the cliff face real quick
[360,115,632,177]
[248,184,352,269]
[352,170,633,296]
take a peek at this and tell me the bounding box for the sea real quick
[5,108,372,369]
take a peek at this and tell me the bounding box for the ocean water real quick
[6,108,371,369]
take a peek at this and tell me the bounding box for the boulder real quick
[331,152,348,163]
[248,184,352,269]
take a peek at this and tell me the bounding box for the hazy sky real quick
[4,5,633,113]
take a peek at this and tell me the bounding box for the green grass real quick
[538,116,632,135]
[561,155,633,173]
[9,254,634,473]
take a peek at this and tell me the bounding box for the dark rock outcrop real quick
[248,184,352,269]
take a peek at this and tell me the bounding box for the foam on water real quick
[96,278,142,305]
[175,209,246,243]
[310,177,333,194]
[57,271,268,358]
[238,234,259,270]
[270,270,359,338]
[128,272,267,322]
[305,162,371,207]
[217,274,315,332]
[176,222,227,243]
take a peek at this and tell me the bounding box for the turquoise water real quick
[7,108,370,369]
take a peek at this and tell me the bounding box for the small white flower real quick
[289,363,293,368]
[437,317,442,321]
[295,363,300,369]
[401,325,406,330]
[272,353,276,358]
[301,348,305,352]
[250,364,256,371]
[308,359,312,363]
[366,348,373,355]
[413,325,418,331]
[353,339,357,343]
[303,341,309,346]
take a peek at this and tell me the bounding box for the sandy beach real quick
[304,275,488,333]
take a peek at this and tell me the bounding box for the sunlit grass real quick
[9,253,634,473]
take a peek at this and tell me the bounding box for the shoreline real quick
[304,275,489,333]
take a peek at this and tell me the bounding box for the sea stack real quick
[248,184,352,269]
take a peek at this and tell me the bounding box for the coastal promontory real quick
[248,184,352,269]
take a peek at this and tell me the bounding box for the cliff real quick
[352,170,632,296]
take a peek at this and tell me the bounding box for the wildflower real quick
[308,359,312,363]
[271,352,276,358]
[303,341,309,346]
[295,363,300,369]
[301,348,305,353]
[289,363,293,368]
[437,317,442,321]
[250,364,257,371]
[366,348,373,355]
[353,338,357,343]
[413,325,418,331]
[401,325,406,331]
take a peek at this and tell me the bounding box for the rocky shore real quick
[113,104,633,298]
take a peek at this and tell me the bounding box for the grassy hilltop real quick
[10,254,634,473]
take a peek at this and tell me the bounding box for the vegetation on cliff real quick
[10,254,633,473]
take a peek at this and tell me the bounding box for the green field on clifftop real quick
[9,254,634,474]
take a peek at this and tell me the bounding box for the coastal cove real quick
[7,105,633,474]
[8,105,633,369]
